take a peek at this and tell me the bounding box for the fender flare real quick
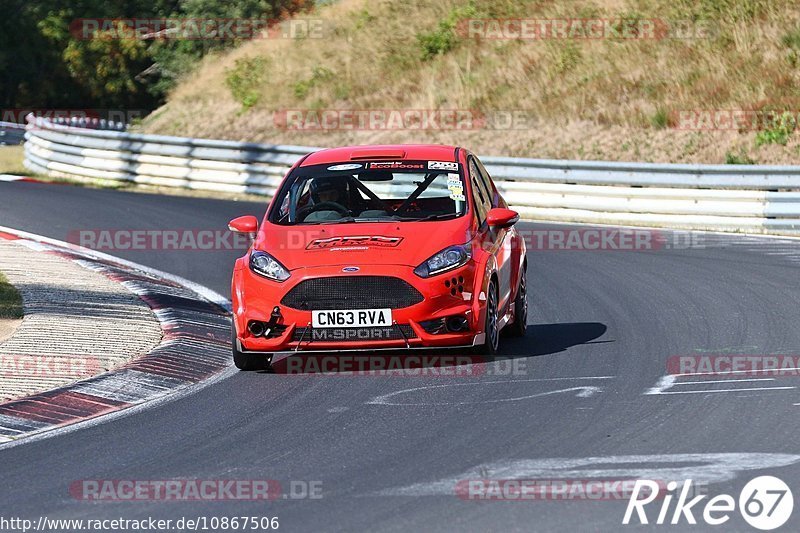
[471,250,498,332]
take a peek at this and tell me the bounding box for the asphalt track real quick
[2,180,800,532]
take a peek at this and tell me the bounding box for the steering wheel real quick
[394,200,422,216]
[297,201,351,221]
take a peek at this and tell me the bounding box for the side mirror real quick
[228,215,258,233]
[486,208,519,228]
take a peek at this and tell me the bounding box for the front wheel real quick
[232,326,272,371]
[474,280,500,356]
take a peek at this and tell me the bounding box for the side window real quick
[474,156,504,208]
[468,157,490,225]
[286,179,311,222]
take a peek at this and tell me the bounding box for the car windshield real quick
[269,160,467,225]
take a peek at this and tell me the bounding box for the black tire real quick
[508,267,528,337]
[232,326,271,371]
[475,279,500,356]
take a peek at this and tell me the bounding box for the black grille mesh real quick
[281,276,424,310]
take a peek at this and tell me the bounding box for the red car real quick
[228,144,527,370]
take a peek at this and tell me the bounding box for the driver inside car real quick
[298,176,353,222]
[311,176,348,205]
[298,175,388,221]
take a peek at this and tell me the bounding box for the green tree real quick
[0,0,311,116]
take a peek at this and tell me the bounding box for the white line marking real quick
[517,376,614,381]
[675,367,800,377]
[14,239,50,252]
[367,380,604,406]
[675,378,775,385]
[653,386,795,395]
[646,373,794,395]
[644,375,676,395]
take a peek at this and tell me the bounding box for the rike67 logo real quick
[624,476,793,530]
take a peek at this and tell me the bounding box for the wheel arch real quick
[470,250,498,332]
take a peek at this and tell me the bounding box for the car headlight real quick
[414,245,471,278]
[249,251,290,281]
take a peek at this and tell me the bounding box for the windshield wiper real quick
[305,215,412,224]
[301,217,358,225]
[360,215,405,222]
[399,213,460,222]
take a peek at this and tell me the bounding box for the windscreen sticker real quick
[429,161,459,171]
[447,173,461,184]
[448,181,466,201]
[367,161,425,170]
[327,163,363,171]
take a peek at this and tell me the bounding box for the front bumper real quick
[233,263,483,353]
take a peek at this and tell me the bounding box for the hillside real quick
[142,0,800,164]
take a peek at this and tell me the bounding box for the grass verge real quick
[0,272,23,320]
[0,146,26,175]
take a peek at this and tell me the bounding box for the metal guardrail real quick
[0,122,25,146]
[22,114,800,234]
[49,116,127,131]
[2,117,123,147]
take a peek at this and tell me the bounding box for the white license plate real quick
[312,309,392,328]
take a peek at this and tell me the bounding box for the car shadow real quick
[264,322,609,375]
[500,322,610,357]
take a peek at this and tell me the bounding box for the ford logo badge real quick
[342,266,360,272]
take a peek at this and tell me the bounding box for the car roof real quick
[300,144,461,166]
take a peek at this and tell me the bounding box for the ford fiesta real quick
[228,144,528,370]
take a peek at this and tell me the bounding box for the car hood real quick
[254,219,472,270]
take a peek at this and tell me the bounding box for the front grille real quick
[292,325,417,342]
[281,276,424,310]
